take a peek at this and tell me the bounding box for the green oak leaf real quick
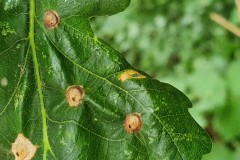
[0,0,211,159]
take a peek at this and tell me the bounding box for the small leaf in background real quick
[213,60,240,141]
[187,57,226,112]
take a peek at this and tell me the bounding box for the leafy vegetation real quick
[92,0,240,159]
[0,0,212,160]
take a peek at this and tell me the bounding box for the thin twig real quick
[210,12,240,37]
[235,0,240,20]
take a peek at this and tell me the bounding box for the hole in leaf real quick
[124,113,142,133]
[11,134,37,160]
[66,85,85,107]
[43,10,60,29]
[72,97,76,101]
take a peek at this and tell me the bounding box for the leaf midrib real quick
[29,0,55,159]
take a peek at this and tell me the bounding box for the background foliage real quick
[92,0,240,159]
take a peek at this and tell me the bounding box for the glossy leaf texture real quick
[0,0,211,160]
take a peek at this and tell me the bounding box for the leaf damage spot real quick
[11,134,37,160]
[14,88,24,109]
[1,77,8,87]
[0,21,16,36]
[118,69,146,82]
[124,113,142,133]
[4,0,20,11]
[66,85,85,107]
[43,10,60,29]
[18,64,26,76]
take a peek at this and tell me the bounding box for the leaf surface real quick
[0,0,211,159]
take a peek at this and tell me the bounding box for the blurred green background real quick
[92,0,240,159]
